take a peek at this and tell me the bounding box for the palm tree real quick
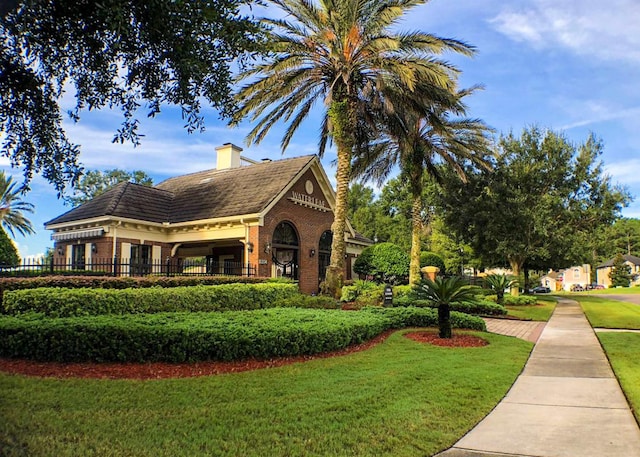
[233,0,474,297]
[484,273,518,304]
[416,276,477,338]
[0,172,34,237]
[352,87,493,286]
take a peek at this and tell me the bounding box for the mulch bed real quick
[404,330,489,348]
[0,329,487,380]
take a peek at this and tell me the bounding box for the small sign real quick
[258,259,268,265]
[383,285,393,307]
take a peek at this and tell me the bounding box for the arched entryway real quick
[272,221,299,280]
[318,230,332,284]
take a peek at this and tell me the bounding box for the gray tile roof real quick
[597,254,640,268]
[46,156,315,226]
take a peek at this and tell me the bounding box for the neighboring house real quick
[540,264,591,291]
[596,255,640,288]
[540,270,561,291]
[45,143,372,294]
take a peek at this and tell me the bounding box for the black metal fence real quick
[0,257,257,278]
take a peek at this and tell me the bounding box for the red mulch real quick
[0,329,488,380]
[404,330,489,348]
[0,330,395,380]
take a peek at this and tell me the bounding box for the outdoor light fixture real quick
[264,241,271,254]
[247,242,254,253]
[91,243,98,254]
[309,248,316,258]
[57,247,63,256]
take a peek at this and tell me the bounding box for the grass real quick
[0,329,532,457]
[506,298,556,321]
[578,286,640,295]
[577,296,640,329]
[597,332,640,422]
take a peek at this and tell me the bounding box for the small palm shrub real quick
[484,274,518,304]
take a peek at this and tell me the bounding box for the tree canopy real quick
[64,169,153,206]
[437,127,630,292]
[1,0,261,194]
[0,171,34,237]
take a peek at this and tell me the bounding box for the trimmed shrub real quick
[3,283,300,317]
[391,296,506,316]
[362,306,486,331]
[273,295,340,309]
[339,280,382,303]
[0,306,486,363]
[0,275,271,301]
[419,251,445,272]
[353,243,409,284]
[502,295,538,306]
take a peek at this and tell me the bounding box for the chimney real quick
[216,143,243,170]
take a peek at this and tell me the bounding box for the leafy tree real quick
[1,0,261,193]
[347,183,380,241]
[484,274,518,305]
[352,87,492,285]
[353,242,410,285]
[233,0,474,297]
[416,276,477,338]
[0,172,34,237]
[0,226,20,266]
[609,254,632,287]
[65,169,153,206]
[438,127,630,295]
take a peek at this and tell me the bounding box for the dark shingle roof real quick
[597,254,640,269]
[46,182,173,225]
[46,156,315,226]
[156,155,314,222]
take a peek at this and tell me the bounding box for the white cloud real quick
[560,105,640,131]
[490,0,640,64]
[605,159,640,187]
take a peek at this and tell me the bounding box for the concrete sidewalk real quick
[436,298,640,457]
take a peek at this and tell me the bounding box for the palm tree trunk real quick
[324,98,354,298]
[409,191,423,286]
[438,303,452,338]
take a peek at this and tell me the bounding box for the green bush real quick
[0,227,19,266]
[419,252,445,272]
[0,306,485,362]
[502,295,537,306]
[353,243,409,284]
[339,280,382,302]
[273,295,340,309]
[3,283,300,317]
[362,306,486,331]
[392,296,506,316]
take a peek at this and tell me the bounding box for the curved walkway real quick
[437,298,640,457]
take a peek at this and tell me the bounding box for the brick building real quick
[45,144,372,294]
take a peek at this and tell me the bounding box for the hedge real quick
[392,296,507,316]
[502,295,538,306]
[0,307,486,363]
[3,283,300,317]
[0,275,274,301]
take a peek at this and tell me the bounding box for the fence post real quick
[50,256,54,274]
[166,257,171,277]
[113,256,118,277]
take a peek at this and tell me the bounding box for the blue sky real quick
[7,0,640,258]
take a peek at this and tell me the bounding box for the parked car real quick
[570,284,585,292]
[532,286,551,294]
[587,284,605,290]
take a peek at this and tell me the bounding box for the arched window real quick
[272,222,299,280]
[319,230,332,253]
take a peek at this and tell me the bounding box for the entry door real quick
[131,245,151,275]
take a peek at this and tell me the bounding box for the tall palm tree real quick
[417,276,477,338]
[233,0,474,297]
[0,172,34,237]
[353,87,493,286]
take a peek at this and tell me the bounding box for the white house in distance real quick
[540,264,591,291]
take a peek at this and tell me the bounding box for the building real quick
[45,144,372,294]
[540,264,591,291]
[596,255,640,288]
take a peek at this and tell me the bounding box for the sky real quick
[6,0,640,258]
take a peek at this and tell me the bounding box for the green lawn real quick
[597,332,640,423]
[0,329,532,457]
[506,299,556,321]
[568,286,640,295]
[577,296,640,329]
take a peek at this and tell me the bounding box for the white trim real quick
[51,228,104,241]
